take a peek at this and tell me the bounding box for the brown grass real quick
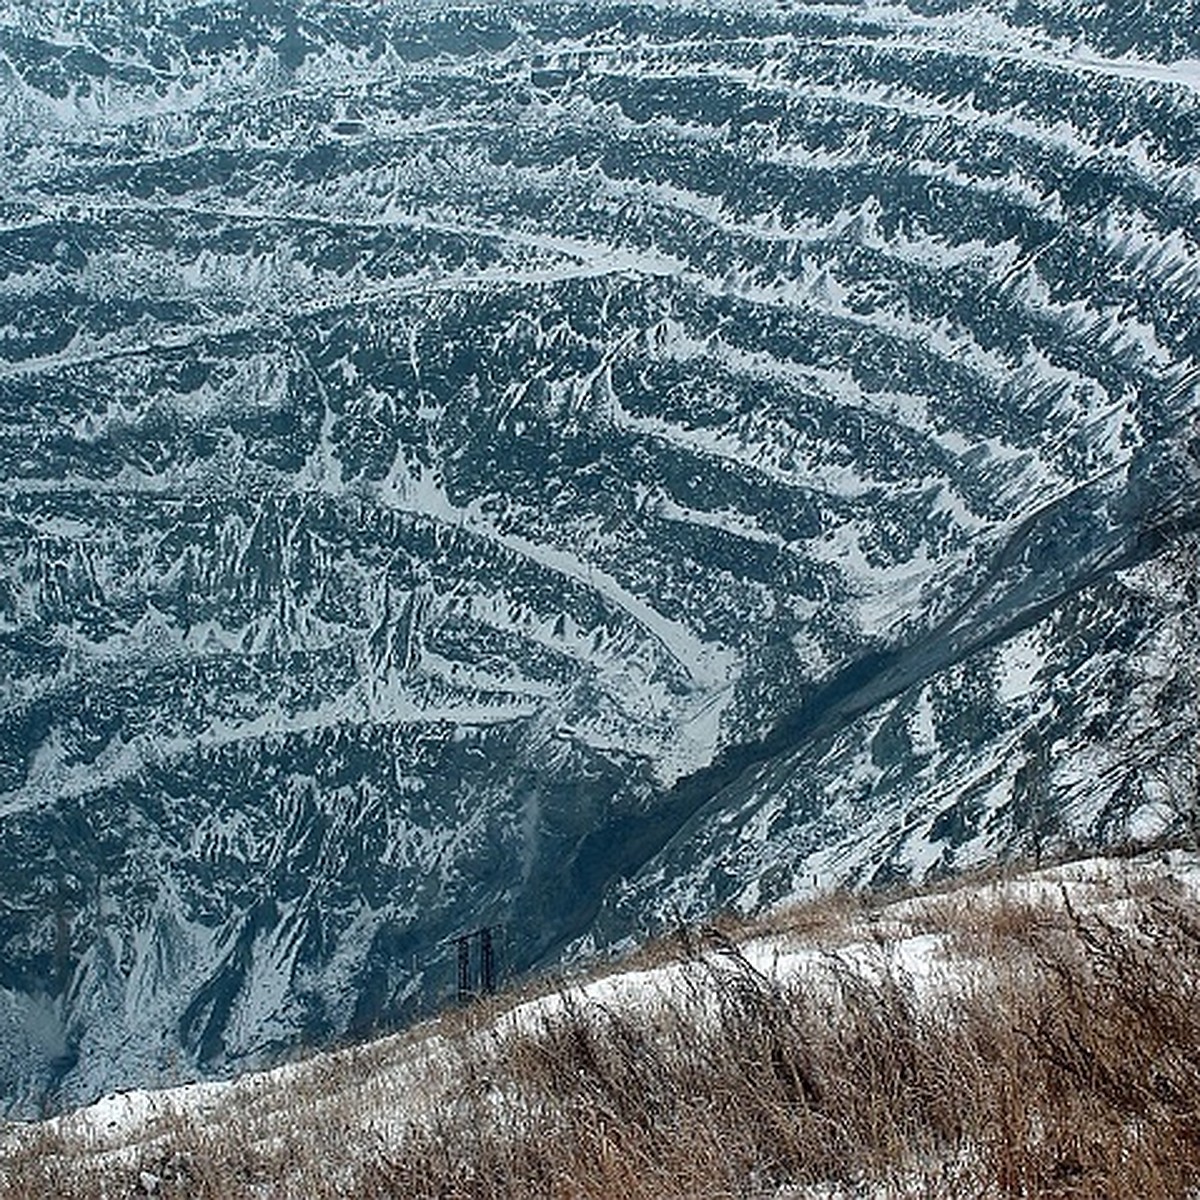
[3,868,1199,1199]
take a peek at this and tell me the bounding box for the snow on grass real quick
[8,846,1197,1194]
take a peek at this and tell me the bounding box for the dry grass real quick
[3,865,1200,1199]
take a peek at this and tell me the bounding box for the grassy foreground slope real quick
[4,848,1200,1199]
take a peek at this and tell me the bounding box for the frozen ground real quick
[7,846,1194,1186]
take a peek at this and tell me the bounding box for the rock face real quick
[0,0,1197,1113]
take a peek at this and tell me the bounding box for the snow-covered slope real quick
[9,850,1197,1186]
[0,0,1197,1112]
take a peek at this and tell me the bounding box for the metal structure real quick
[453,925,498,1002]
